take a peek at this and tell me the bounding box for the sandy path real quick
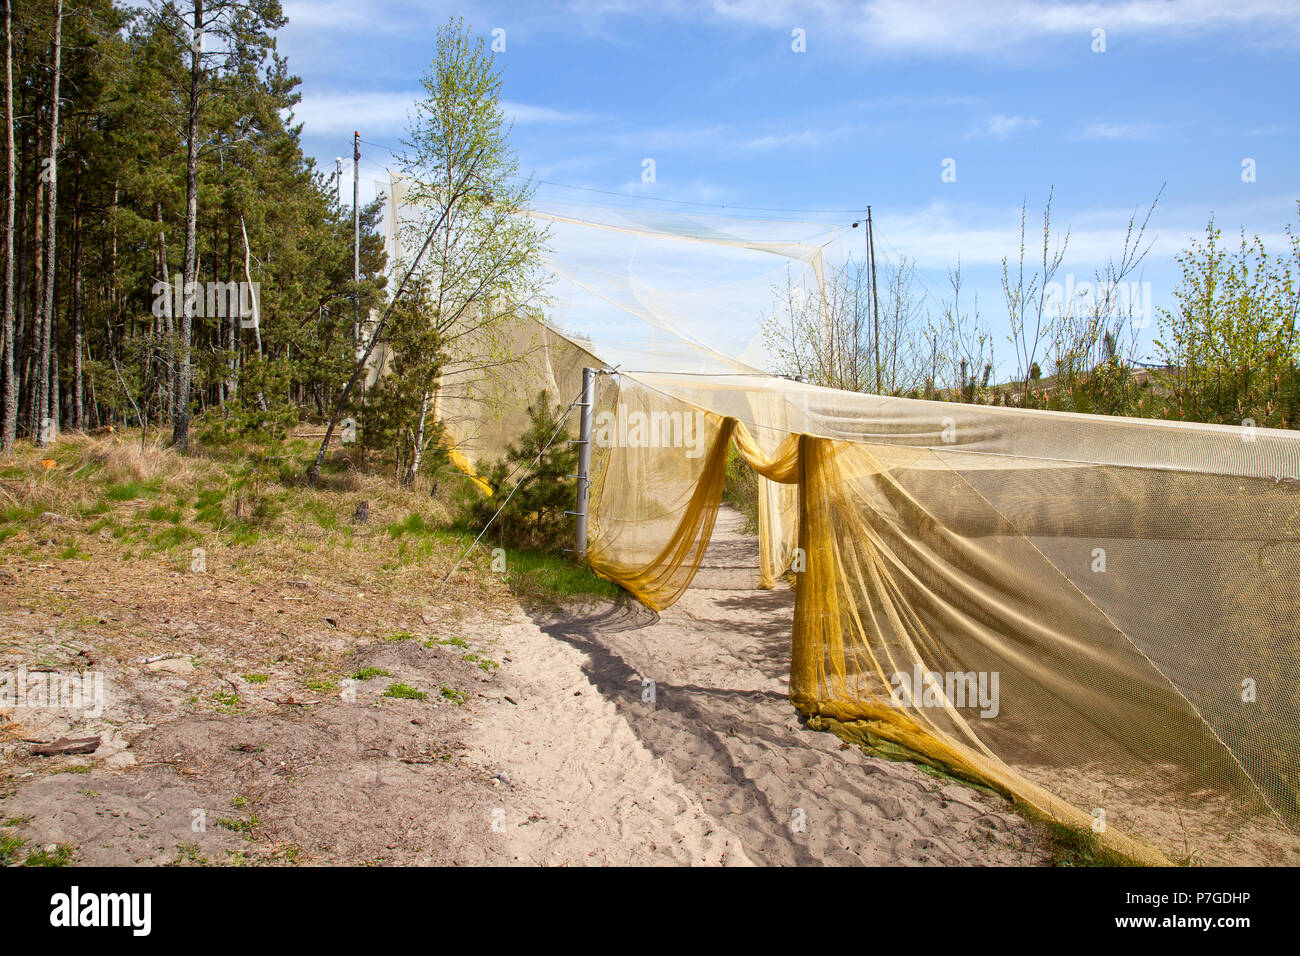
[473,507,1047,865]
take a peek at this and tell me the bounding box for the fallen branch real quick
[29,735,100,756]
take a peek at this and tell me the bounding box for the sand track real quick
[472,508,1048,865]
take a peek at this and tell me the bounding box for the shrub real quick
[459,391,577,553]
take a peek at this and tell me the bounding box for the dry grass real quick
[0,711,23,743]
[0,429,611,670]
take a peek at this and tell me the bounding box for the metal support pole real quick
[572,367,595,559]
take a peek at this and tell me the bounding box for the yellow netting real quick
[386,185,1300,865]
[580,375,1300,865]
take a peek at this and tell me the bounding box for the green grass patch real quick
[0,832,26,865]
[271,844,303,864]
[168,841,208,866]
[210,690,240,712]
[462,653,498,672]
[24,843,74,867]
[71,459,105,480]
[242,673,269,684]
[106,479,159,502]
[439,686,469,706]
[722,444,761,535]
[194,488,226,527]
[351,667,391,681]
[214,815,259,836]
[499,548,620,603]
[149,525,200,551]
[0,503,42,525]
[145,504,183,524]
[229,525,261,547]
[387,512,432,539]
[1042,819,1141,867]
[383,682,427,701]
[301,499,339,530]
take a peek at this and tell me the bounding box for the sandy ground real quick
[1,613,510,865]
[2,505,1046,866]
[470,508,1047,865]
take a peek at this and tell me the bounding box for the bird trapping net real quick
[388,179,1300,865]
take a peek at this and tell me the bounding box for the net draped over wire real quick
[388,179,1300,865]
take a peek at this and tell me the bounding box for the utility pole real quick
[867,206,881,395]
[353,131,360,347]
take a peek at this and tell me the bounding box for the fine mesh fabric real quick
[387,180,1300,865]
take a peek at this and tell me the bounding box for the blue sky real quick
[278,0,1300,377]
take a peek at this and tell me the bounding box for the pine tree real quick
[464,391,576,553]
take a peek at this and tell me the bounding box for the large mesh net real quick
[387,179,1300,865]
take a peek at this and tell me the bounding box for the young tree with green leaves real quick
[389,16,547,484]
[308,17,546,486]
[1156,210,1300,427]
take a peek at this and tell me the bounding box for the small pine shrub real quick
[459,391,577,553]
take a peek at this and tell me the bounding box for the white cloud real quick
[739,127,845,150]
[502,101,597,124]
[872,194,1295,276]
[970,114,1041,139]
[289,91,417,136]
[1076,121,1164,140]
[576,0,1300,54]
[873,198,1171,270]
[289,91,594,137]
[282,0,459,34]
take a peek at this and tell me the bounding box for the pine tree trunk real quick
[34,0,60,446]
[154,201,173,419]
[28,172,42,439]
[172,0,202,452]
[107,178,117,352]
[14,77,29,430]
[225,224,235,403]
[71,202,82,429]
[51,323,58,429]
[0,0,16,453]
